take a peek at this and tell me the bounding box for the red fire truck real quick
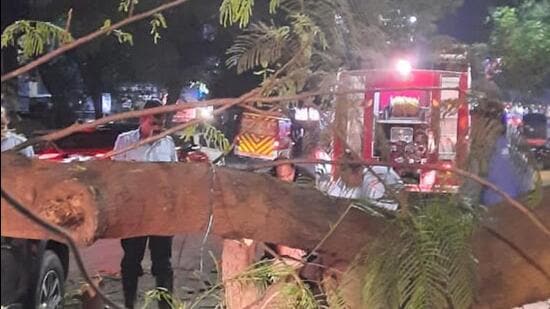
[333,60,471,192]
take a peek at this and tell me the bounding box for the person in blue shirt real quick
[481,115,533,206]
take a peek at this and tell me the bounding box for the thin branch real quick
[0,188,123,309]
[10,97,239,152]
[10,86,462,152]
[128,0,136,17]
[248,158,550,240]
[482,225,550,282]
[1,0,189,83]
[103,116,201,159]
[306,203,353,260]
[64,8,73,33]
[102,89,259,159]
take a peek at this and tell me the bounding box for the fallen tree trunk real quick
[1,152,384,261]
[1,152,549,307]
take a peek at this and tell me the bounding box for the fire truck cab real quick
[334,64,470,193]
[234,112,293,160]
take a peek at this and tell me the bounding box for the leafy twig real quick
[64,9,73,33]
[1,0,190,82]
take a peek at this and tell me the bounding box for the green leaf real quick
[1,20,73,60]
[100,19,112,31]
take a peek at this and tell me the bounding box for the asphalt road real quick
[66,234,223,307]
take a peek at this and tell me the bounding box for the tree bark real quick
[221,239,261,309]
[1,152,383,258]
[1,152,549,308]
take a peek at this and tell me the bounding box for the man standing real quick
[1,106,34,157]
[112,100,177,309]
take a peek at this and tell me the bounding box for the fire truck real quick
[234,112,293,160]
[333,59,471,193]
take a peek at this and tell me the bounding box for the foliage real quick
[141,258,320,308]
[1,20,73,60]
[143,288,187,309]
[226,22,290,73]
[361,198,476,309]
[224,0,338,110]
[177,123,232,153]
[149,13,168,44]
[220,0,282,28]
[118,0,139,13]
[488,0,550,93]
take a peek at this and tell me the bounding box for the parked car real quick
[2,123,136,308]
[1,238,69,308]
[2,121,223,308]
[34,122,138,162]
[520,113,550,169]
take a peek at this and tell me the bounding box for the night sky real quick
[438,0,493,43]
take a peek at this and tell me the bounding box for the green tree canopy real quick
[489,0,550,94]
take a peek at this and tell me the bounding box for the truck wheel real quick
[34,250,65,309]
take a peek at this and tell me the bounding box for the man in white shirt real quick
[112,100,177,309]
[1,106,34,157]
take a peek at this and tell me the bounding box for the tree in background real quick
[488,0,550,95]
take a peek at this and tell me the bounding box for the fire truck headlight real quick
[396,59,412,76]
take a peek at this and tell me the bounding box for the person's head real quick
[139,100,164,138]
[272,156,296,182]
[275,163,296,182]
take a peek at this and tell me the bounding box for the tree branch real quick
[0,0,190,83]
[102,89,259,159]
[482,225,550,281]
[2,154,548,308]
[64,8,73,33]
[10,86,461,152]
[248,158,550,240]
[128,0,136,17]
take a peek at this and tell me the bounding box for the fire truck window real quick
[439,117,458,160]
[241,115,277,136]
[345,105,364,155]
[375,90,430,121]
[439,89,459,160]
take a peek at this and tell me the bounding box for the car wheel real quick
[34,250,65,309]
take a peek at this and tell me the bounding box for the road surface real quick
[66,234,223,308]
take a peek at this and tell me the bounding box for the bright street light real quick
[409,16,417,24]
[395,59,412,76]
